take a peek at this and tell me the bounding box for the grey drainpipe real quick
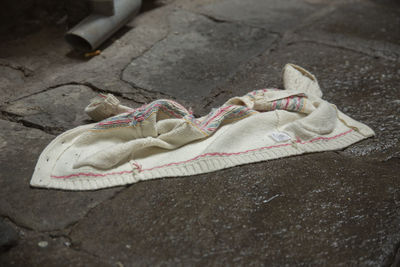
[65,0,142,52]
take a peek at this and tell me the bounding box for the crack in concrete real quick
[200,30,282,110]
[119,31,171,97]
[193,8,286,37]
[0,78,149,134]
[1,229,110,265]
[0,110,58,135]
[196,5,340,110]
[194,10,284,33]
[46,186,135,261]
[10,81,131,103]
[76,81,146,104]
[67,186,132,235]
[195,12,233,24]
[388,241,400,267]
[186,3,346,112]
[202,90,230,109]
[0,60,34,77]
[0,215,35,232]
[46,232,101,260]
[0,80,145,133]
[287,38,400,61]
[9,83,81,102]
[0,186,130,238]
[119,8,279,103]
[120,78,175,100]
[118,7,173,99]
[381,237,400,267]
[37,231,110,263]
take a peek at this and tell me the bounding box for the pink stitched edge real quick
[203,105,233,126]
[52,170,132,179]
[141,143,292,172]
[51,129,354,179]
[131,162,143,172]
[98,119,131,125]
[141,129,353,171]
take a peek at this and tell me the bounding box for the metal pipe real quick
[65,0,142,52]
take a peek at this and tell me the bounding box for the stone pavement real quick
[0,0,399,266]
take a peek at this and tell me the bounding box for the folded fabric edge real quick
[30,128,370,191]
[336,108,375,137]
[30,123,97,190]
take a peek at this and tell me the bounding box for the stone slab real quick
[69,153,400,266]
[0,66,26,101]
[122,11,276,103]
[0,219,18,252]
[4,84,139,134]
[291,0,400,60]
[299,0,400,45]
[199,0,317,31]
[4,85,98,134]
[0,120,122,231]
[0,232,111,267]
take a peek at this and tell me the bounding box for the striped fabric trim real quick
[92,89,308,135]
[246,88,306,113]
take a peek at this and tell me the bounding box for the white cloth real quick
[31,64,374,190]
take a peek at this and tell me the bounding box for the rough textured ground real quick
[0,0,399,266]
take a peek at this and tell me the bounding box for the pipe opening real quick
[65,34,93,52]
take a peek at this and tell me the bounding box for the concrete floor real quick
[0,0,399,266]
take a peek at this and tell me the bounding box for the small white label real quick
[270,132,291,142]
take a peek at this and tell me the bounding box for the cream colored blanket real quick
[31,64,374,190]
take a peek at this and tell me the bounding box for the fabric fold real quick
[31,64,375,190]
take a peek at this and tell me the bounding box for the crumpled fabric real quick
[30,64,374,190]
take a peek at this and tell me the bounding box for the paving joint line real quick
[0,109,58,135]
[66,186,131,235]
[0,214,35,232]
[0,60,34,77]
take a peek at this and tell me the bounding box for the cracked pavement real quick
[0,0,399,266]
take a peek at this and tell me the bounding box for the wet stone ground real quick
[0,0,399,266]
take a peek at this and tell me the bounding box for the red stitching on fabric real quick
[301,130,351,142]
[98,119,131,125]
[141,143,292,172]
[140,129,354,171]
[203,105,234,126]
[132,162,143,172]
[51,129,354,179]
[51,170,132,179]
[284,96,291,109]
